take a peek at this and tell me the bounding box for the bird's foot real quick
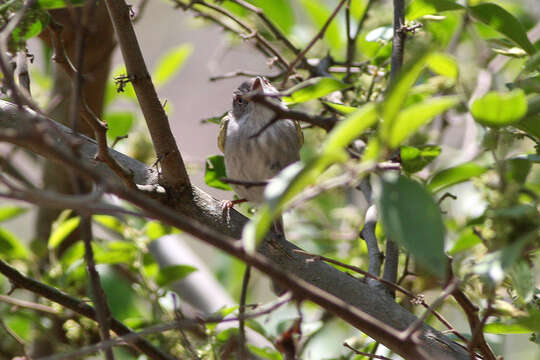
[220,198,248,213]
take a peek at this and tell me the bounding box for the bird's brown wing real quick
[217,113,230,153]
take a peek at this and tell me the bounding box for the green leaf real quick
[381,51,430,132]
[406,0,464,21]
[145,221,179,240]
[283,78,350,105]
[48,217,80,249]
[37,0,84,9]
[400,145,441,174]
[156,265,197,287]
[427,163,488,193]
[0,206,28,222]
[484,322,534,334]
[152,44,193,88]
[509,261,534,303]
[323,101,357,114]
[93,215,124,234]
[384,96,459,148]
[104,111,134,139]
[471,89,527,127]
[94,241,137,265]
[205,155,233,191]
[12,16,48,41]
[378,175,446,278]
[0,228,29,259]
[426,53,459,80]
[247,345,283,360]
[248,0,295,35]
[448,227,482,255]
[299,0,343,51]
[506,157,532,184]
[523,51,540,73]
[324,103,378,153]
[469,3,536,55]
[515,115,540,140]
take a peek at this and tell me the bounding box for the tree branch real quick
[103,0,190,193]
[0,101,469,360]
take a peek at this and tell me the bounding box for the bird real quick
[218,76,303,233]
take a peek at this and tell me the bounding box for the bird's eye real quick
[234,95,246,105]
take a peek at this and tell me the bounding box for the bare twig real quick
[295,249,469,344]
[0,318,29,358]
[452,287,496,360]
[173,0,289,70]
[238,265,251,360]
[0,294,59,314]
[345,0,375,82]
[281,0,348,87]
[389,0,406,82]
[226,0,300,55]
[401,278,459,341]
[246,93,338,131]
[209,70,284,82]
[221,177,268,188]
[80,215,115,360]
[344,342,391,360]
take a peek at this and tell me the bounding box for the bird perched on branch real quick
[218,76,303,232]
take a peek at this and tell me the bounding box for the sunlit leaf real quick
[427,163,488,193]
[37,0,84,9]
[299,0,343,51]
[0,206,28,222]
[104,111,134,139]
[426,53,459,80]
[155,265,197,287]
[509,261,534,303]
[471,89,527,127]
[469,3,536,55]
[205,155,232,191]
[484,322,534,334]
[152,43,193,88]
[93,215,124,234]
[448,227,482,255]
[283,78,350,105]
[323,101,357,114]
[378,175,446,278]
[384,96,459,148]
[400,145,441,174]
[248,0,295,35]
[365,26,393,42]
[406,0,464,21]
[0,228,29,259]
[48,217,80,249]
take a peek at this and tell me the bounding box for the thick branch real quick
[103,0,190,192]
[0,101,469,360]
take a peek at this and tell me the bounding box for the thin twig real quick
[0,318,29,358]
[344,342,391,360]
[227,0,300,55]
[295,249,468,344]
[0,294,59,314]
[401,278,459,341]
[221,177,268,188]
[80,216,115,360]
[281,0,348,87]
[238,265,251,360]
[345,0,375,82]
[389,0,406,82]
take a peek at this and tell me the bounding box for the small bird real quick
[218,76,303,232]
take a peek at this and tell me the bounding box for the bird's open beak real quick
[251,76,264,92]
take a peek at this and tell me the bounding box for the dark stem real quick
[238,265,251,360]
[390,0,406,82]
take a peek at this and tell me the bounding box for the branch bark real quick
[103,0,190,193]
[0,101,469,360]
